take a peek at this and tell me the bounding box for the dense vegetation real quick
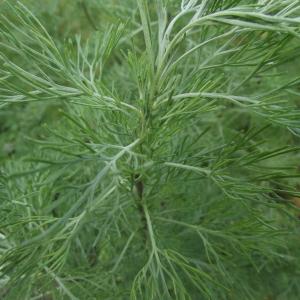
[1,0,300,299]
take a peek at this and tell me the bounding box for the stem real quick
[133,174,148,245]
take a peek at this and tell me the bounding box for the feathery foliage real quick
[1,0,300,299]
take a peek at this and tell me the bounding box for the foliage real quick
[1,0,300,299]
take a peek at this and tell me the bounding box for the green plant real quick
[1,0,300,299]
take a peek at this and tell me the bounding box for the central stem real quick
[133,174,148,245]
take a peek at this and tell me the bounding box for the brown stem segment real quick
[133,174,148,244]
[134,174,144,199]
